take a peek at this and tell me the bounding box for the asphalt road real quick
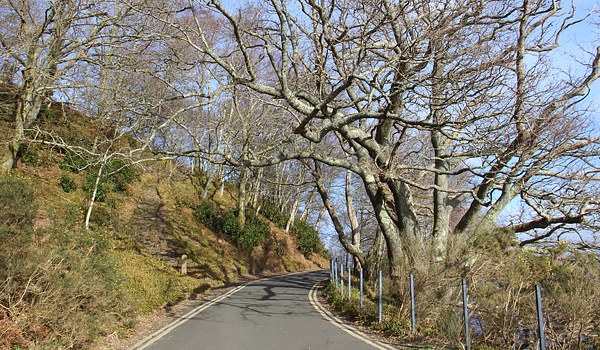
[130,269,395,350]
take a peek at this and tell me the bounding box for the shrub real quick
[195,200,220,224]
[218,211,242,237]
[471,248,600,349]
[195,201,269,249]
[83,172,111,202]
[0,232,133,349]
[0,174,134,349]
[324,231,600,349]
[273,241,286,256]
[82,160,140,201]
[59,173,77,192]
[108,159,140,192]
[259,203,325,255]
[0,172,36,246]
[289,220,324,257]
[235,214,269,249]
[259,201,289,228]
[18,144,56,167]
[59,151,89,172]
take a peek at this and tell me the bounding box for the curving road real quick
[130,269,396,349]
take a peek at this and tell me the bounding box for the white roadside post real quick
[360,268,363,308]
[378,270,382,323]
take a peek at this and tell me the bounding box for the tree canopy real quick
[2,0,599,278]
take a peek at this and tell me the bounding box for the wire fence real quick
[329,258,550,350]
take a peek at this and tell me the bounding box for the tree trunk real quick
[299,188,316,222]
[285,187,301,233]
[314,207,325,231]
[238,166,248,228]
[430,50,453,261]
[0,142,17,174]
[365,226,384,282]
[362,175,410,280]
[85,162,104,230]
[315,174,367,267]
[431,131,453,260]
[346,170,362,271]
[249,168,263,208]
[219,166,225,197]
[201,163,217,202]
[0,87,44,174]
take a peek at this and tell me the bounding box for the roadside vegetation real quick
[323,237,600,349]
[0,172,133,348]
[0,120,327,349]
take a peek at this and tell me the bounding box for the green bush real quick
[195,200,220,224]
[196,200,320,252]
[290,220,324,257]
[83,172,111,202]
[108,159,140,192]
[195,202,269,249]
[235,214,269,249]
[0,172,37,246]
[18,144,57,167]
[82,160,140,201]
[59,173,78,193]
[259,201,289,228]
[259,202,324,255]
[59,151,89,172]
[273,241,286,256]
[218,211,242,237]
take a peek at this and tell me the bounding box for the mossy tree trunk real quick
[0,82,46,174]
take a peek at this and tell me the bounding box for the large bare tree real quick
[148,0,600,278]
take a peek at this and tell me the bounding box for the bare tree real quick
[0,0,164,173]
[0,0,196,229]
[146,0,600,279]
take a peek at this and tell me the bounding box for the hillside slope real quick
[0,102,327,349]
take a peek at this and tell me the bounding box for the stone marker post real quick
[180,254,188,275]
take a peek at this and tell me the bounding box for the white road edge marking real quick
[128,271,310,349]
[309,283,397,350]
[129,283,249,350]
